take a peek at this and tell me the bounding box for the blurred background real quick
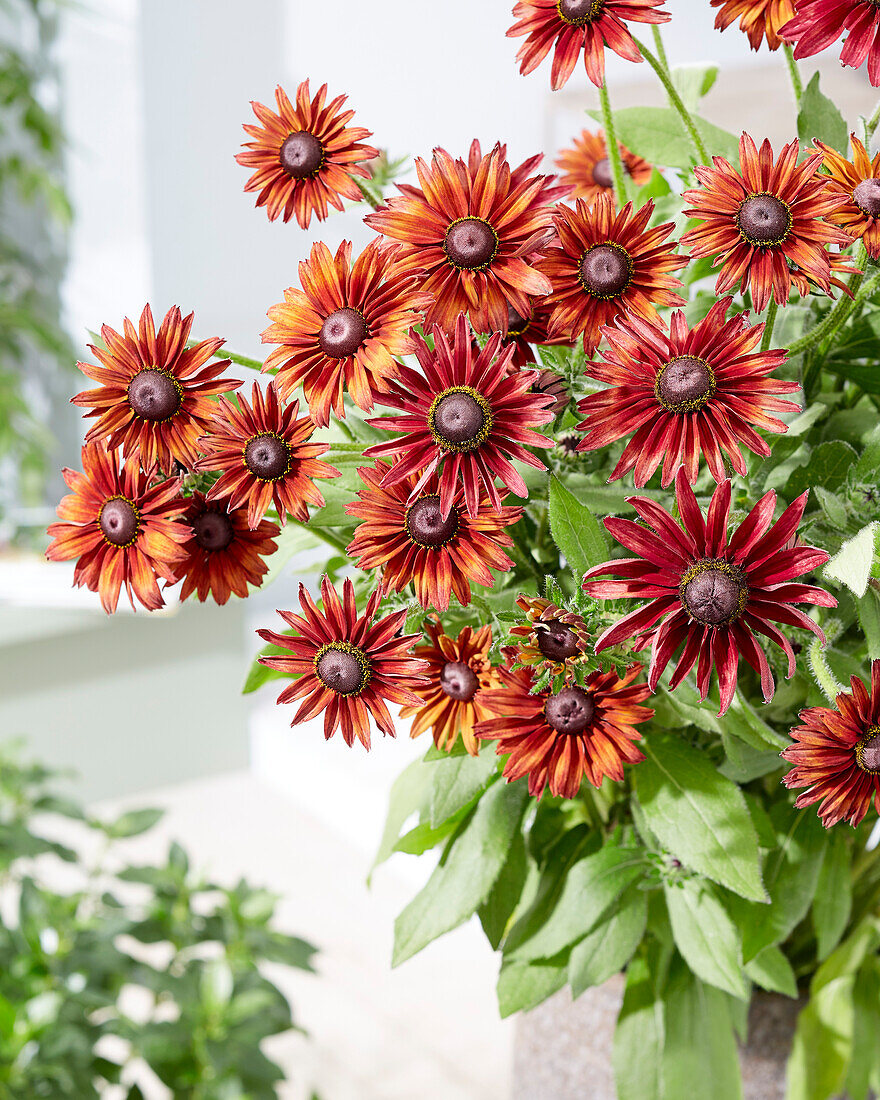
[0,0,873,1096]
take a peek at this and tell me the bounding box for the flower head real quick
[364,143,555,335]
[510,594,592,674]
[782,661,880,827]
[476,664,653,797]
[46,443,189,613]
[235,81,378,227]
[575,297,800,486]
[555,129,652,204]
[711,0,797,51]
[681,134,851,312]
[400,622,500,755]
[490,299,570,368]
[256,576,429,749]
[583,470,837,715]
[345,460,522,611]
[173,492,279,605]
[71,304,240,472]
[815,134,880,260]
[196,380,339,528]
[364,314,555,518]
[540,194,685,354]
[261,239,429,427]
[507,0,671,90]
[781,1,880,86]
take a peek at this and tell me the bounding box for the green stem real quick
[808,636,844,702]
[796,269,880,397]
[651,25,670,71]
[186,339,263,372]
[598,81,627,204]
[864,98,880,143]
[782,44,803,103]
[353,175,382,210]
[760,299,778,352]
[632,36,709,165]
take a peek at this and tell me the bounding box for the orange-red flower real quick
[256,576,429,749]
[782,661,880,827]
[555,129,652,204]
[681,134,851,312]
[507,0,671,90]
[46,443,189,614]
[711,0,796,50]
[575,297,800,486]
[365,314,555,518]
[364,143,555,335]
[400,622,500,755]
[261,239,429,427]
[815,134,880,260]
[583,470,837,715]
[476,664,653,797]
[781,1,880,86]
[540,194,685,354]
[196,381,339,528]
[235,81,378,228]
[71,304,240,472]
[345,460,522,611]
[510,595,591,674]
[173,492,279,605]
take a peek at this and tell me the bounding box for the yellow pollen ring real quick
[314,641,372,696]
[427,385,494,453]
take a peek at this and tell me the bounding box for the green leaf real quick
[812,830,852,961]
[369,758,433,880]
[786,440,858,497]
[845,961,880,1100]
[634,737,766,901]
[825,522,878,598]
[496,956,567,1018]
[613,954,664,1100]
[745,945,798,998]
[588,106,739,170]
[664,879,748,999]
[511,845,646,961]
[428,743,498,827]
[103,807,164,838]
[548,474,609,580]
[392,780,528,965]
[858,588,880,660]
[201,957,234,1010]
[394,814,462,855]
[478,830,530,950]
[797,72,848,153]
[671,63,718,112]
[569,883,647,997]
[786,977,855,1100]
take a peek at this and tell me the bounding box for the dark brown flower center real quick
[444,217,498,270]
[279,131,324,179]
[99,497,139,547]
[428,387,492,451]
[193,509,234,552]
[656,355,715,413]
[537,621,581,661]
[440,660,479,702]
[244,433,290,481]
[128,368,182,421]
[591,157,614,189]
[735,194,792,246]
[557,0,603,25]
[545,686,595,735]
[856,726,880,772]
[315,643,370,695]
[854,178,880,218]
[405,495,458,548]
[681,563,746,626]
[579,243,632,299]
[318,307,369,359]
[507,302,530,336]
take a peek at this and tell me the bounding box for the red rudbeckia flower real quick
[235,81,378,227]
[173,492,279,605]
[781,0,880,86]
[711,0,797,51]
[575,297,800,486]
[510,594,592,674]
[486,298,571,369]
[261,239,429,427]
[583,469,837,715]
[345,460,522,611]
[815,134,880,260]
[71,304,240,472]
[364,143,555,335]
[555,129,652,204]
[782,661,880,827]
[476,663,653,797]
[400,622,500,755]
[681,134,851,312]
[540,194,685,354]
[256,576,429,749]
[196,381,339,528]
[46,443,189,614]
[507,0,671,90]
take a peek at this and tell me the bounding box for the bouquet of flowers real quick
[47,2,880,1095]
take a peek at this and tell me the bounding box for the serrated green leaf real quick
[569,883,647,997]
[613,954,664,1100]
[496,956,567,1018]
[664,879,748,999]
[478,830,530,950]
[812,830,852,961]
[428,743,498,827]
[786,440,858,497]
[587,106,739,170]
[548,474,609,580]
[745,945,798,998]
[797,72,848,153]
[825,522,878,598]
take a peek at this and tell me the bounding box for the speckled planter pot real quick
[511,979,814,1100]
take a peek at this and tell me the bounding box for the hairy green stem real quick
[598,81,628,203]
[353,175,382,210]
[789,243,874,362]
[186,339,263,372]
[651,25,670,72]
[632,36,709,165]
[760,299,778,352]
[808,636,844,702]
[782,44,803,102]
